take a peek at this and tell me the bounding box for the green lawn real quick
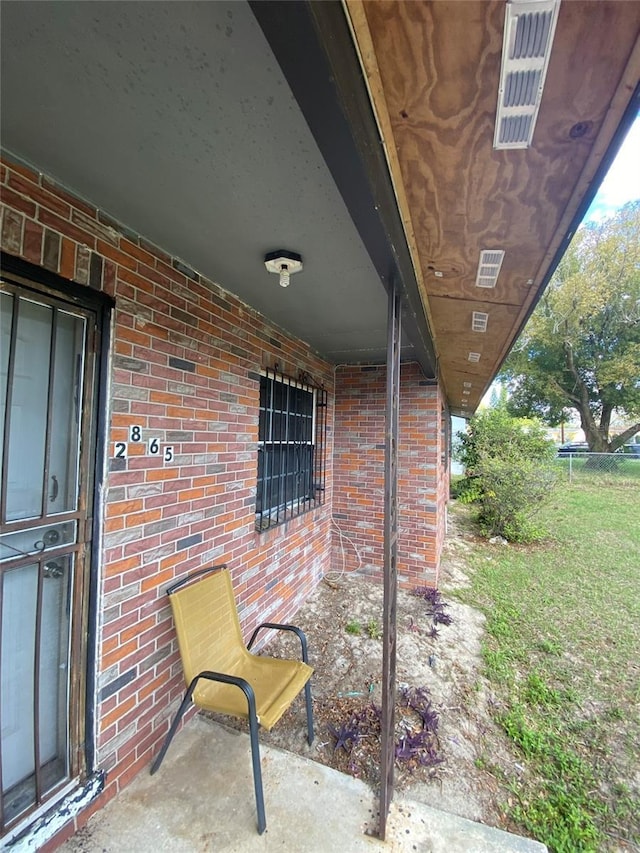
[455,480,640,852]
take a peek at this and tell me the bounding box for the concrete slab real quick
[59,716,547,852]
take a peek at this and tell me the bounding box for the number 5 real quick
[164,446,174,463]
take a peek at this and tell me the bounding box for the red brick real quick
[1,207,23,254]
[97,239,137,271]
[23,218,43,263]
[38,207,96,248]
[60,238,76,280]
[1,157,39,183]
[41,175,98,218]
[8,171,72,218]
[0,184,37,217]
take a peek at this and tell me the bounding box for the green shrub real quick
[455,406,557,542]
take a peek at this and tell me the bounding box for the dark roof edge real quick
[250,0,437,379]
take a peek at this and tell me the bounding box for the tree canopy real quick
[502,200,640,451]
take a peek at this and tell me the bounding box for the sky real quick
[584,114,640,222]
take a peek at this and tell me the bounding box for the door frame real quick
[1,251,113,807]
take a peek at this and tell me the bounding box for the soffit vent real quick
[476,249,505,288]
[472,311,489,333]
[494,0,561,150]
[468,352,481,363]
[463,381,472,388]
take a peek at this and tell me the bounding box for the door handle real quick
[44,561,64,579]
[49,475,59,502]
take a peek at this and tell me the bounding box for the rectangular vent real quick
[494,1,560,150]
[462,390,471,395]
[476,249,505,288]
[472,311,489,333]
[512,9,554,59]
[504,69,542,107]
[468,352,481,363]
[463,382,472,388]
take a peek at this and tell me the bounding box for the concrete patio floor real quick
[59,715,547,853]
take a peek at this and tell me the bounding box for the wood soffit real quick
[344,0,640,415]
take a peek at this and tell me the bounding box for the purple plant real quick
[327,694,444,778]
[400,685,430,708]
[415,701,439,733]
[412,586,453,632]
[400,686,439,734]
[395,729,444,770]
[327,701,381,754]
[413,587,441,607]
[328,721,362,753]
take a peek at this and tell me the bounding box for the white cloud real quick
[584,115,640,222]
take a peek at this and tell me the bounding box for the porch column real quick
[379,282,401,839]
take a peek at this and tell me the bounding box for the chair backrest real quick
[168,567,246,686]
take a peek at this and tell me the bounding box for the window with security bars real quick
[256,368,327,531]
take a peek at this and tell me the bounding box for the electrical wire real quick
[324,517,363,583]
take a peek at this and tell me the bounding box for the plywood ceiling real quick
[345,0,640,415]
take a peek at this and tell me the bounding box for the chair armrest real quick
[190,670,258,715]
[247,622,309,664]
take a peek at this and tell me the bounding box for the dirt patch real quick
[213,510,525,832]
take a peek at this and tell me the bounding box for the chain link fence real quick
[554,452,640,484]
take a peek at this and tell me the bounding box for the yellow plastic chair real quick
[150,564,314,834]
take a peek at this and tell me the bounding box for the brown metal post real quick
[379,283,401,839]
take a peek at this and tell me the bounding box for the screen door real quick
[0,280,98,832]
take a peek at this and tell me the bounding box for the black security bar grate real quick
[256,368,327,531]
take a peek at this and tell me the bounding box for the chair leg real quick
[247,705,266,834]
[304,681,314,746]
[150,683,196,775]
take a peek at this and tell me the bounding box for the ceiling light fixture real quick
[468,352,481,363]
[476,249,505,288]
[494,0,561,149]
[472,311,489,333]
[264,250,303,288]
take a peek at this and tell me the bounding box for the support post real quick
[379,282,401,839]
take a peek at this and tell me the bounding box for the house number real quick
[113,428,174,463]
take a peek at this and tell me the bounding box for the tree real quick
[454,405,557,543]
[502,201,640,452]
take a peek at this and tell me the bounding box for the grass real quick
[455,480,640,852]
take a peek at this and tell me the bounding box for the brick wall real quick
[0,155,450,847]
[0,156,334,826]
[332,363,447,588]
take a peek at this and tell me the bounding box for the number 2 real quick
[114,442,127,459]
